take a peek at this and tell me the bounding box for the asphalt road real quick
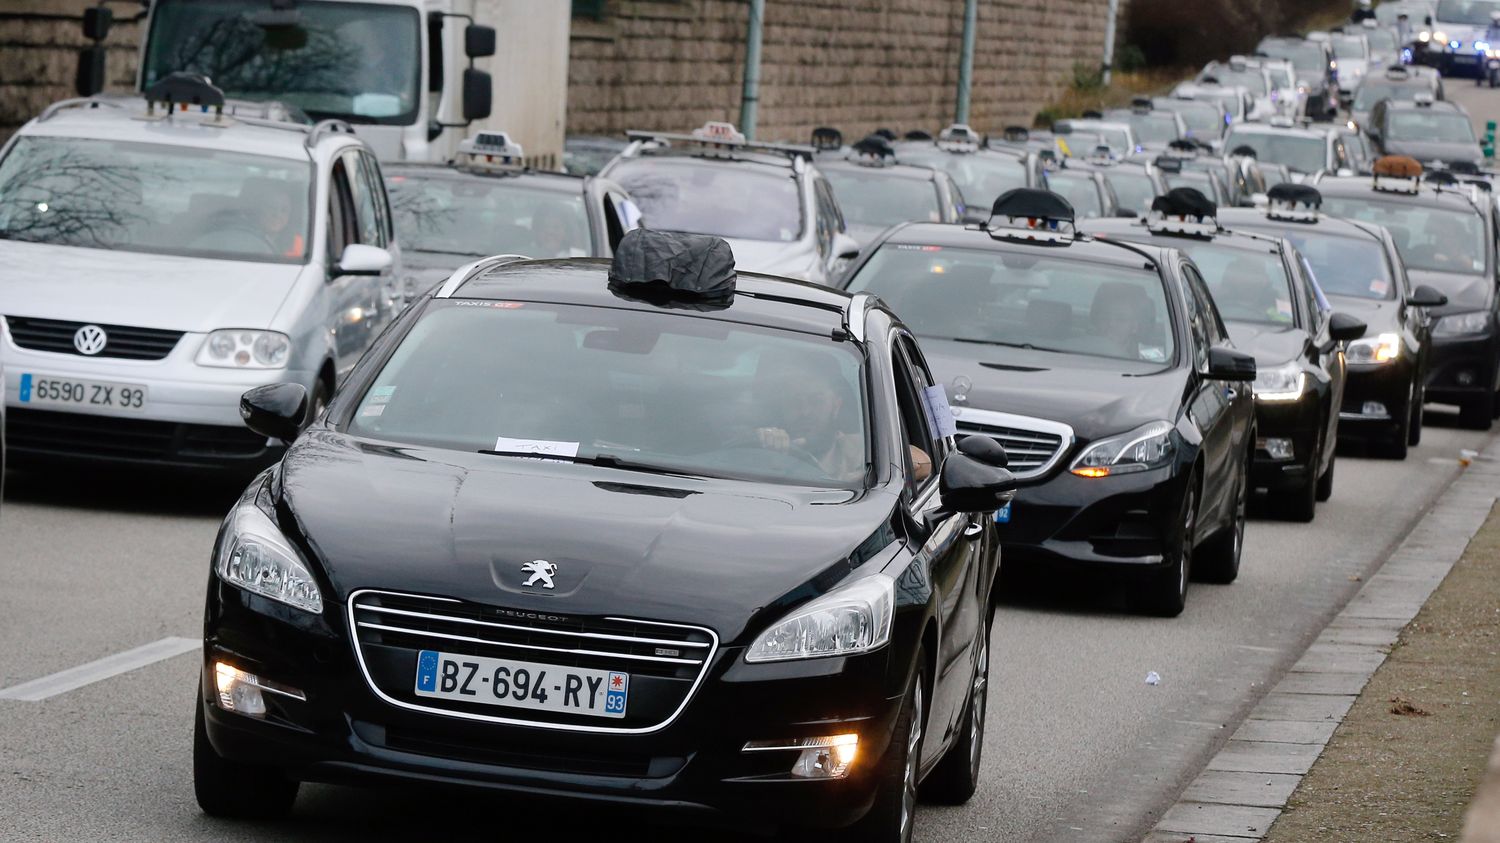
[3,86,1500,843]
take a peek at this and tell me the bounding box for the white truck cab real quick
[0,74,405,470]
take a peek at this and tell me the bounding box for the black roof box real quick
[872,127,898,141]
[991,188,1075,225]
[144,71,225,108]
[850,134,896,159]
[1152,186,1217,219]
[1267,183,1322,207]
[1002,125,1030,141]
[608,229,736,310]
[1230,144,1258,158]
[1081,109,1104,119]
[811,127,844,151]
[903,129,933,141]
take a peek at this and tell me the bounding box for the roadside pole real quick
[740,0,765,139]
[1102,0,1120,86]
[955,0,978,124]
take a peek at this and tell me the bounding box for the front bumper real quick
[1340,360,1414,441]
[994,464,1187,570]
[1425,332,1498,406]
[201,583,905,833]
[1250,396,1321,491]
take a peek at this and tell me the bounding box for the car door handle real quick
[963,521,984,538]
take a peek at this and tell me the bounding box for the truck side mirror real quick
[82,6,112,40]
[465,24,497,59]
[74,44,106,97]
[462,68,492,123]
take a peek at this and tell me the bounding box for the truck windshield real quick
[1436,0,1500,25]
[142,0,421,125]
[0,136,311,264]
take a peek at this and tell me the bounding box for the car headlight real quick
[746,573,894,663]
[1253,361,1306,402]
[1478,40,1492,52]
[1419,31,1431,42]
[1434,311,1489,337]
[1346,332,1402,364]
[215,502,323,614]
[1434,31,1449,44]
[1069,420,1175,478]
[197,329,292,369]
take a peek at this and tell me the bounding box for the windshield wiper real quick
[476,449,700,477]
[949,337,1050,351]
[416,247,489,258]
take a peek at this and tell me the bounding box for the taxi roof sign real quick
[1147,187,1220,237]
[848,135,896,167]
[937,123,982,152]
[692,121,747,144]
[1373,154,1422,193]
[1266,183,1322,222]
[811,126,844,151]
[457,131,525,171]
[986,188,1077,245]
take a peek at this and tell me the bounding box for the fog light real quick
[1363,401,1388,419]
[1457,370,1476,386]
[1259,437,1295,460]
[213,661,304,717]
[743,734,860,778]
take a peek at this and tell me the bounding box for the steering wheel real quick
[703,444,829,476]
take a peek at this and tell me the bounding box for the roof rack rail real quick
[434,254,534,299]
[844,292,875,342]
[625,122,815,163]
[305,118,357,149]
[36,96,125,123]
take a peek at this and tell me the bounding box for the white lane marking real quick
[0,637,199,702]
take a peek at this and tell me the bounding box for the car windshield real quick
[1128,112,1182,143]
[1263,65,1296,89]
[1436,0,1500,24]
[822,169,942,228]
[1105,171,1159,213]
[1167,102,1227,135]
[1173,242,1297,325]
[0,136,311,264]
[1354,81,1421,110]
[1275,230,1397,300]
[142,0,420,125]
[1329,35,1369,59]
[1319,197,1488,274]
[1223,131,1327,173]
[1386,110,1477,143]
[1045,172,1105,218]
[1199,89,1244,118]
[846,244,1176,364]
[1164,170,1220,201]
[607,158,803,242]
[1260,41,1328,74]
[386,172,592,259]
[1212,70,1268,95]
[348,298,869,488]
[1366,29,1399,52]
[900,148,1030,208]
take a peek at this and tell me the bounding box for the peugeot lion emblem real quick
[73,324,108,356]
[521,560,558,589]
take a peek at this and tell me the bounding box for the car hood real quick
[278,431,900,641]
[0,240,302,332]
[919,338,1188,443]
[1409,268,1494,312]
[722,237,818,281]
[1323,294,1401,333]
[1223,320,1308,366]
[1381,139,1484,167]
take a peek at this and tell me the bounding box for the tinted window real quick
[847,244,1176,364]
[1354,82,1422,110]
[1104,171,1160,214]
[1172,241,1296,326]
[350,299,869,488]
[1318,197,1488,274]
[1223,131,1327,173]
[0,136,311,263]
[823,170,943,228]
[386,173,591,259]
[1045,172,1104,218]
[608,158,803,242]
[1386,111,1477,143]
[1276,229,1397,300]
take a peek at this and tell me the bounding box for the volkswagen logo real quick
[73,325,108,356]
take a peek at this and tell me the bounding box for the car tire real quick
[1460,391,1494,431]
[923,610,992,805]
[193,696,298,819]
[1135,479,1194,617]
[842,661,925,843]
[1315,451,1336,502]
[1198,463,1247,583]
[1280,466,1317,522]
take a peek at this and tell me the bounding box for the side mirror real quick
[335,243,393,276]
[464,24,496,59]
[1407,284,1449,308]
[240,383,308,442]
[957,435,1009,467]
[831,231,861,261]
[1425,15,1433,25]
[1207,346,1257,381]
[938,453,1018,514]
[1328,311,1367,342]
[462,67,492,123]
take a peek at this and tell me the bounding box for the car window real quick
[1184,264,1228,344]
[1044,171,1105,218]
[344,150,385,247]
[349,299,870,488]
[813,177,838,257]
[1177,265,1212,370]
[0,135,312,264]
[899,148,1030,209]
[823,169,944,228]
[1223,131,1328,173]
[847,244,1176,365]
[1104,170,1159,214]
[386,172,592,259]
[329,158,357,260]
[1386,110,1477,143]
[606,157,804,242]
[890,335,939,497]
[1169,241,1297,326]
[1318,197,1488,274]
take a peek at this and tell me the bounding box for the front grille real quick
[6,407,269,463]
[349,590,718,732]
[379,724,663,777]
[954,408,1073,480]
[5,316,183,360]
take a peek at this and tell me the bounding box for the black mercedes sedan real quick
[1312,161,1493,427]
[1084,188,1367,521]
[1220,184,1446,457]
[193,231,1015,843]
[840,189,1258,616]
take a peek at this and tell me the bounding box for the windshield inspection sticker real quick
[369,385,397,404]
[492,437,580,462]
[360,404,386,418]
[921,385,958,439]
[1370,278,1390,296]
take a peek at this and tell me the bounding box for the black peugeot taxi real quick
[1085,188,1367,521]
[839,189,1258,616]
[194,230,1014,843]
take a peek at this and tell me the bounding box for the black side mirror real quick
[1328,311,1367,342]
[939,453,1018,514]
[1425,14,1433,25]
[462,68,492,123]
[465,24,496,58]
[240,383,308,442]
[957,435,1009,467]
[1407,284,1448,308]
[1207,346,1257,381]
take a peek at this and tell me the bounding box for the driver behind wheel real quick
[240,178,304,259]
[749,350,866,481]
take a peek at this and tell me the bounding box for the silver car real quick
[0,75,404,470]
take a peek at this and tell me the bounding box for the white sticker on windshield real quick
[921,385,958,439]
[492,437,580,462]
[360,404,386,417]
[369,385,397,404]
